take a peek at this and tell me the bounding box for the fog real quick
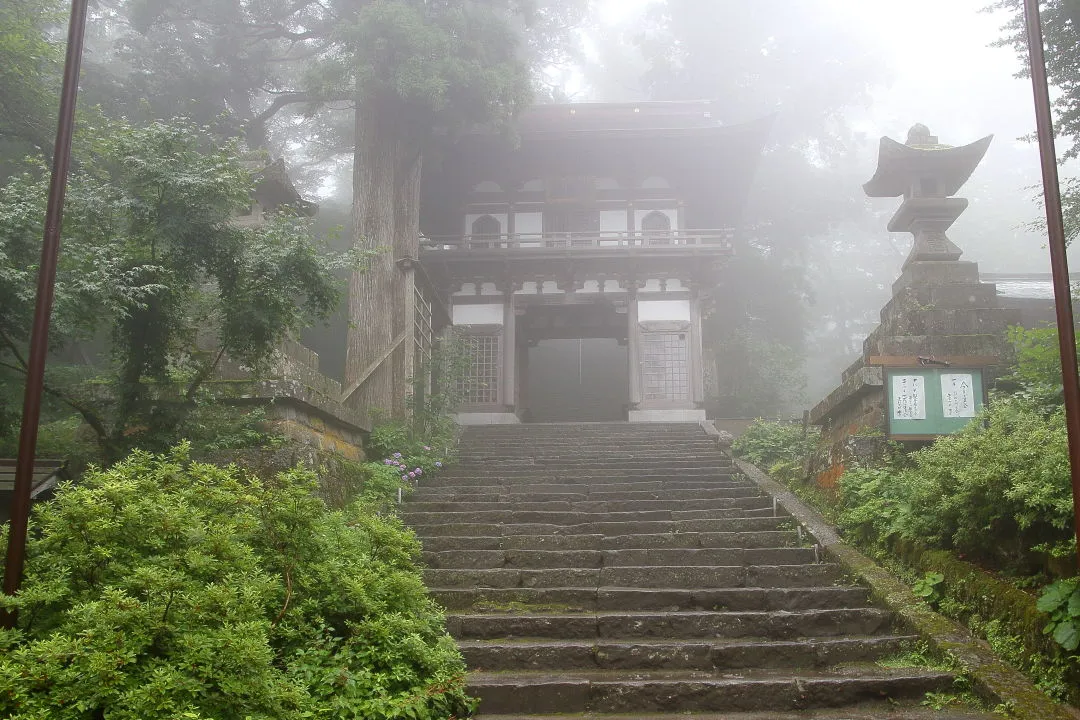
[44,0,1076,415]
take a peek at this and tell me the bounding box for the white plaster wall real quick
[638,299,691,322]
[453,304,504,325]
[514,211,543,248]
[514,211,543,235]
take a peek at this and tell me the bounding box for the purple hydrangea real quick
[401,475,408,481]
[408,471,416,479]
[415,468,423,476]
[393,452,402,458]
[383,459,392,465]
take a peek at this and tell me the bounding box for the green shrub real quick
[836,395,1075,571]
[1037,578,1080,653]
[732,419,817,471]
[0,445,472,719]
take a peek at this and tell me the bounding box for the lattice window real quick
[461,335,500,405]
[641,332,689,402]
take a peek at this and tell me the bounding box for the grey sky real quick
[600,0,1062,273]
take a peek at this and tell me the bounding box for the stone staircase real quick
[404,423,989,719]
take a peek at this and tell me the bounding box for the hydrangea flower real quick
[435,461,442,468]
[415,468,423,476]
[393,452,402,458]
[423,446,431,451]
[408,471,416,479]
[401,475,408,481]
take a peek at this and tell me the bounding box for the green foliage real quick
[0,446,473,719]
[409,328,471,442]
[912,571,946,606]
[837,396,1075,570]
[1037,578,1080,653]
[732,419,818,471]
[836,464,912,549]
[0,116,343,459]
[0,0,63,164]
[0,415,99,472]
[1003,325,1075,409]
[711,329,807,417]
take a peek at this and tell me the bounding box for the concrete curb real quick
[734,457,1079,720]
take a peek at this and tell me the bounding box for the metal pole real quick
[1,0,90,628]
[1022,0,1080,568]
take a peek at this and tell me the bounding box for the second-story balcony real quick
[418,229,736,294]
[421,228,735,255]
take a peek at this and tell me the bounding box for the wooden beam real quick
[867,355,1000,368]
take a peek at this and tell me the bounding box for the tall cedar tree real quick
[89,0,586,418]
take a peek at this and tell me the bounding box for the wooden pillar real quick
[502,293,516,411]
[689,285,706,408]
[627,285,642,410]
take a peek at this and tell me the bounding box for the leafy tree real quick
[82,0,588,419]
[0,0,63,170]
[992,0,1080,243]
[0,117,341,460]
[0,445,472,719]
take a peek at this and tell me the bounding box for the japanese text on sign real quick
[941,373,976,418]
[892,375,926,420]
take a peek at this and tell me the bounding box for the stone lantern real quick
[863,124,993,268]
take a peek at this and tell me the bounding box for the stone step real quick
[434,475,739,486]
[446,608,895,640]
[438,462,734,472]
[414,483,755,499]
[427,478,745,491]
[423,564,844,590]
[430,586,872,613]
[452,455,731,464]
[406,495,766,513]
[418,530,801,552]
[422,548,817,570]
[462,423,705,435]
[459,635,918,672]
[473,707,994,719]
[411,516,795,538]
[403,503,775,526]
[466,667,955,714]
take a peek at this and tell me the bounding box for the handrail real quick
[420,228,735,251]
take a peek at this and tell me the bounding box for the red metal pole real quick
[1022,0,1080,568]
[1,0,90,628]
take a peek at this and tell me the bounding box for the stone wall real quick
[213,339,368,462]
[809,258,1018,488]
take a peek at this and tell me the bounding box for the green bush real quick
[732,418,817,472]
[0,445,473,719]
[837,396,1075,570]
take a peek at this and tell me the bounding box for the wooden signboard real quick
[883,366,986,440]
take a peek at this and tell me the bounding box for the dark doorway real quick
[524,338,629,422]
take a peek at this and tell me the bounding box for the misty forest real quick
[3,0,1080,718]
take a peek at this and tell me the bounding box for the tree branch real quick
[0,359,111,445]
[185,343,229,402]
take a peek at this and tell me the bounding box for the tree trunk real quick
[345,94,425,422]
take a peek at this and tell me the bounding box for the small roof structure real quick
[863,124,993,198]
[0,458,67,523]
[247,158,318,216]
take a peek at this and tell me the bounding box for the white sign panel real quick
[941,373,977,418]
[892,375,926,420]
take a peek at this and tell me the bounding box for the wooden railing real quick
[421,229,735,251]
